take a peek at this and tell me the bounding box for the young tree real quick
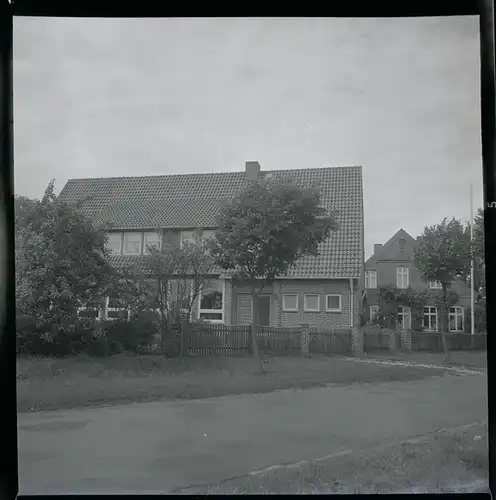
[15,181,116,341]
[413,218,471,360]
[142,235,214,354]
[472,208,486,305]
[208,178,339,372]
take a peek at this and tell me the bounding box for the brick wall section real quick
[351,326,363,354]
[279,279,358,329]
[300,323,310,355]
[401,329,412,351]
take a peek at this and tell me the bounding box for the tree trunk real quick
[441,284,450,363]
[251,290,265,374]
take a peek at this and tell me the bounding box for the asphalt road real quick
[18,371,487,494]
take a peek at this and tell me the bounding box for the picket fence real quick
[154,323,353,357]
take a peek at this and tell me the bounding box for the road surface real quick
[18,371,487,494]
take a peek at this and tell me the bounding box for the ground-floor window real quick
[199,280,223,322]
[449,306,464,332]
[423,306,438,332]
[396,306,411,330]
[370,305,379,322]
[77,306,101,321]
[325,294,342,312]
[106,296,130,321]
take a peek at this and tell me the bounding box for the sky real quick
[13,16,483,259]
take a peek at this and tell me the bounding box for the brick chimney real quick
[374,244,382,255]
[245,161,261,180]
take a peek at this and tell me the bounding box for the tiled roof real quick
[58,166,364,278]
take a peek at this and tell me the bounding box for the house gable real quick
[366,229,417,268]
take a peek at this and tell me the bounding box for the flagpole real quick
[470,183,475,336]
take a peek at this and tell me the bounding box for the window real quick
[397,306,411,330]
[449,306,464,332]
[429,281,442,289]
[423,306,438,332]
[326,294,342,312]
[282,294,299,312]
[202,230,216,242]
[143,231,161,254]
[123,232,142,255]
[199,280,223,321]
[304,294,320,312]
[180,230,200,248]
[105,232,122,254]
[396,266,409,289]
[365,270,377,289]
[77,306,101,321]
[106,296,130,321]
[370,305,379,322]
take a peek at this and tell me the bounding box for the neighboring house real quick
[362,229,471,333]
[58,161,364,329]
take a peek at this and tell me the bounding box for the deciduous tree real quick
[208,177,339,372]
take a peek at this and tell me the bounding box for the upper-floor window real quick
[396,266,409,289]
[105,233,122,254]
[365,270,377,289]
[429,281,442,289]
[202,230,216,242]
[143,231,161,254]
[123,232,142,255]
[180,230,200,248]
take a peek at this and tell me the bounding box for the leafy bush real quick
[102,312,158,354]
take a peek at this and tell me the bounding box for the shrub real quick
[102,312,158,354]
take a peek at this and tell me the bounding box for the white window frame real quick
[370,305,379,322]
[423,306,438,332]
[143,231,162,255]
[303,294,320,312]
[365,270,377,289]
[429,281,442,289]
[105,232,122,255]
[198,279,225,323]
[396,266,409,289]
[180,230,200,248]
[282,294,299,312]
[123,232,143,255]
[396,306,411,330]
[449,306,464,332]
[77,306,101,321]
[201,230,216,242]
[325,294,342,312]
[106,296,130,322]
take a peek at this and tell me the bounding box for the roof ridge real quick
[65,165,363,183]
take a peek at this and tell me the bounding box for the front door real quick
[256,295,271,326]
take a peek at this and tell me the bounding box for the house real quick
[58,161,364,331]
[362,228,471,333]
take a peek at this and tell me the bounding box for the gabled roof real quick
[365,228,416,266]
[58,166,364,278]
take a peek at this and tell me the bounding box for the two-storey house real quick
[362,229,471,333]
[58,161,365,330]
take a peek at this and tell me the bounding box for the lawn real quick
[364,350,487,370]
[176,422,489,494]
[17,353,447,413]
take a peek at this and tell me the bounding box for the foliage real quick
[208,177,338,369]
[472,208,485,304]
[208,178,338,285]
[374,285,459,331]
[141,235,214,352]
[15,181,116,342]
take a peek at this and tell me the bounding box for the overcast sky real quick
[13,16,482,258]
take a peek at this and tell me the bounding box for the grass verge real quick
[364,350,487,370]
[175,422,489,494]
[17,353,447,413]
